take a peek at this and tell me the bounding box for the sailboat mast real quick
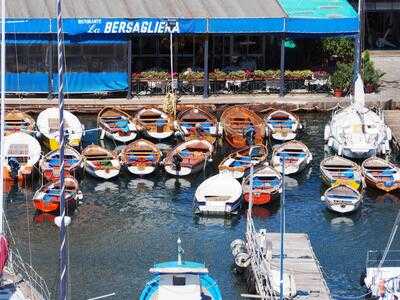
[0,0,6,235]
[279,156,286,300]
[56,0,68,298]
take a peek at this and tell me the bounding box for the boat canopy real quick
[149,267,209,274]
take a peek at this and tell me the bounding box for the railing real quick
[367,250,400,269]
[132,78,329,97]
[6,249,51,300]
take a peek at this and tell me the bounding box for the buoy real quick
[54,216,71,227]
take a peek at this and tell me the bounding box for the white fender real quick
[100,129,106,140]
[218,122,224,137]
[328,138,333,147]
[324,125,331,141]
[338,145,343,156]
[81,124,85,136]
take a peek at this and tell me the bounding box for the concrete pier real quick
[384,110,400,151]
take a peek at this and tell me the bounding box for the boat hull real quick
[104,130,137,143]
[243,191,278,205]
[127,165,156,176]
[364,176,400,193]
[84,164,120,180]
[165,162,204,177]
[323,200,361,214]
[33,196,78,213]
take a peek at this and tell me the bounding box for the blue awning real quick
[6,16,359,38]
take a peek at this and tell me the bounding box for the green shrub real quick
[330,63,353,91]
[322,38,355,63]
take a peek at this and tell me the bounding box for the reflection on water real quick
[3,112,400,299]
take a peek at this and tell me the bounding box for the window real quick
[172,276,186,286]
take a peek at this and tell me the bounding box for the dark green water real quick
[4,112,400,300]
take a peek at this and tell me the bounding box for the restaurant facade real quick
[6,0,359,97]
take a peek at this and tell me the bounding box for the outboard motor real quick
[7,157,21,180]
[172,153,183,172]
[244,122,256,146]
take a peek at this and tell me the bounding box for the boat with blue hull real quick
[140,239,222,300]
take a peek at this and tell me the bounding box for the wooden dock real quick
[384,110,400,150]
[267,233,331,300]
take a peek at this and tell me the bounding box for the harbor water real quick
[4,112,400,300]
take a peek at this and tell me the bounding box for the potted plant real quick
[330,63,353,97]
[210,69,227,81]
[180,69,204,82]
[226,70,248,81]
[362,51,384,93]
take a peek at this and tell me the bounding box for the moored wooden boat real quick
[265,109,301,141]
[320,155,363,190]
[136,108,174,140]
[362,157,400,192]
[163,139,213,176]
[271,140,312,175]
[36,107,84,150]
[242,165,282,205]
[97,107,138,143]
[120,139,162,175]
[321,184,362,214]
[82,144,121,180]
[5,110,35,135]
[176,107,219,144]
[220,106,265,148]
[194,173,242,215]
[39,146,82,182]
[218,145,268,179]
[32,176,83,213]
[3,132,42,180]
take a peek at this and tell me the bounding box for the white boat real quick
[324,75,391,159]
[271,140,312,175]
[36,107,84,150]
[82,144,121,180]
[3,132,41,180]
[136,108,174,140]
[98,107,138,143]
[5,110,36,135]
[321,184,362,214]
[265,110,301,141]
[194,173,242,215]
[364,250,400,299]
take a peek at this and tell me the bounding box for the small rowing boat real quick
[265,110,301,141]
[136,107,174,140]
[194,173,242,215]
[97,107,138,143]
[140,238,222,300]
[321,184,362,214]
[176,107,219,144]
[320,155,363,190]
[3,132,41,180]
[271,140,312,175]
[362,157,400,192]
[32,176,83,213]
[120,139,162,175]
[220,106,265,148]
[218,145,268,179]
[36,107,84,150]
[82,144,121,180]
[242,165,282,205]
[5,110,35,135]
[39,146,82,182]
[163,139,213,176]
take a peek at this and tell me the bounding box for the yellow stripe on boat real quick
[332,179,360,190]
[49,138,60,151]
[69,138,81,147]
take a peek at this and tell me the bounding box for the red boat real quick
[32,177,83,213]
[242,165,282,205]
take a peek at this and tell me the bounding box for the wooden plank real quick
[268,233,331,299]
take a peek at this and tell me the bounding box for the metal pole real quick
[279,35,285,97]
[0,0,6,234]
[170,30,174,92]
[56,0,68,298]
[279,155,286,300]
[127,39,132,99]
[203,35,209,98]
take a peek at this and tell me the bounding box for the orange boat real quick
[242,165,282,205]
[32,177,83,213]
[177,107,219,144]
[5,110,35,135]
[220,106,265,148]
[120,139,162,175]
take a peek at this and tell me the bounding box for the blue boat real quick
[140,239,222,300]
